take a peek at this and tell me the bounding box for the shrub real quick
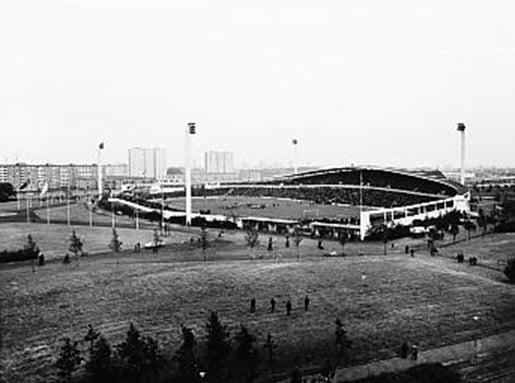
[504,258,515,282]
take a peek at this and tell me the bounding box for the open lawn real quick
[0,223,198,261]
[164,196,366,220]
[1,233,514,382]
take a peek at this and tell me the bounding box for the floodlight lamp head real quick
[187,122,196,134]
[457,122,466,132]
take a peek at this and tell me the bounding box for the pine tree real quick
[55,337,82,383]
[117,323,145,380]
[205,311,231,383]
[504,258,515,282]
[234,325,258,383]
[86,334,112,383]
[175,325,199,383]
[109,228,122,253]
[116,323,160,382]
[69,230,84,264]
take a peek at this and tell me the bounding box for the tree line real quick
[53,312,351,383]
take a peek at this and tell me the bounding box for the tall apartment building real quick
[0,163,100,190]
[204,151,234,174]
[128,147,167,179]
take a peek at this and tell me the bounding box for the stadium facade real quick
[201,166,471,239]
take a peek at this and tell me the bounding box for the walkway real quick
[278,329,515,382]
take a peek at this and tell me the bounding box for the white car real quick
[143,239,165,249]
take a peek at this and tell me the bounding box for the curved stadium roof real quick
[271,166,467,196]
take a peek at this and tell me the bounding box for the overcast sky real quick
[1,0,514,169]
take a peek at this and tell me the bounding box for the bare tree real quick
[200,226,209,261]
[293,226,303,260]
[245,227,260,260]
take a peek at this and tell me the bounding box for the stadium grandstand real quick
[115,166,470,240]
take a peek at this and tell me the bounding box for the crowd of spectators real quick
[189,186,438,208]
[281,169,457,196]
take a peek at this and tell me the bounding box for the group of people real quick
[400,341,419,361]
[250,295,311,316]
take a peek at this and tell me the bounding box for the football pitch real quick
[1,230,514,382]
[163,196,367,220]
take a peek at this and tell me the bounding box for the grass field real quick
[163,196,366,220]
[1,231,514,382]
[0,222,197,260]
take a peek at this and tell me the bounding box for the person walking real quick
[400,342,409,359]
[270,297,276,313]
[286,300,292,316]
[304,295,310,311]
[411,345,418,361]
[250,298,256,313]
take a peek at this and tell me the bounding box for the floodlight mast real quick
[292,138,298,174]
[457,123,466,185]
[185,123,196,226]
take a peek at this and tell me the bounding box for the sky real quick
[1,0,515,169]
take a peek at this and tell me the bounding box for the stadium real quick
[120,165,471,241]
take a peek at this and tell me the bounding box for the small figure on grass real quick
[317,239,324,250]
[411,345,419,361]
[270,297,276,313]
[410,249,415,257]
[268,237,273,252]
[285,235,290,248]
[250,298,256,313]
[63,253,70,264]
[38,253,45,266]
[286,300,292,316]
[304,295,310,311]
[400,341,409,359]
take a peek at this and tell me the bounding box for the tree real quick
[205,311,231,383]
[263,333,277,363]
[174,325,199,383]
[152,229,161,253]
[463,221,476,240]
[293,226,303,260]
[109,228,122,264]
[382,225,389,255]
[84,324,100,349]
[478,210,488,234]
[69,230,84,265]
[234,325,258,383]
[85,334,113,383]
[199,226,209,261]
[117,322,159,382]
[25,234,39,272]
[449,224,459,243]
[245,228,260,260]
[55,337,82,383]
[335,318,351,358]
[339,232,347,256]
[504,258,515,282]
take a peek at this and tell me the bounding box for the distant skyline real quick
[1,0,515,169]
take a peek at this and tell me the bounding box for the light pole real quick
[185,122,196,226]
[457,123,466,185]
[472,315,480,362]
[98,142,104,198]
[292,138,298,174]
